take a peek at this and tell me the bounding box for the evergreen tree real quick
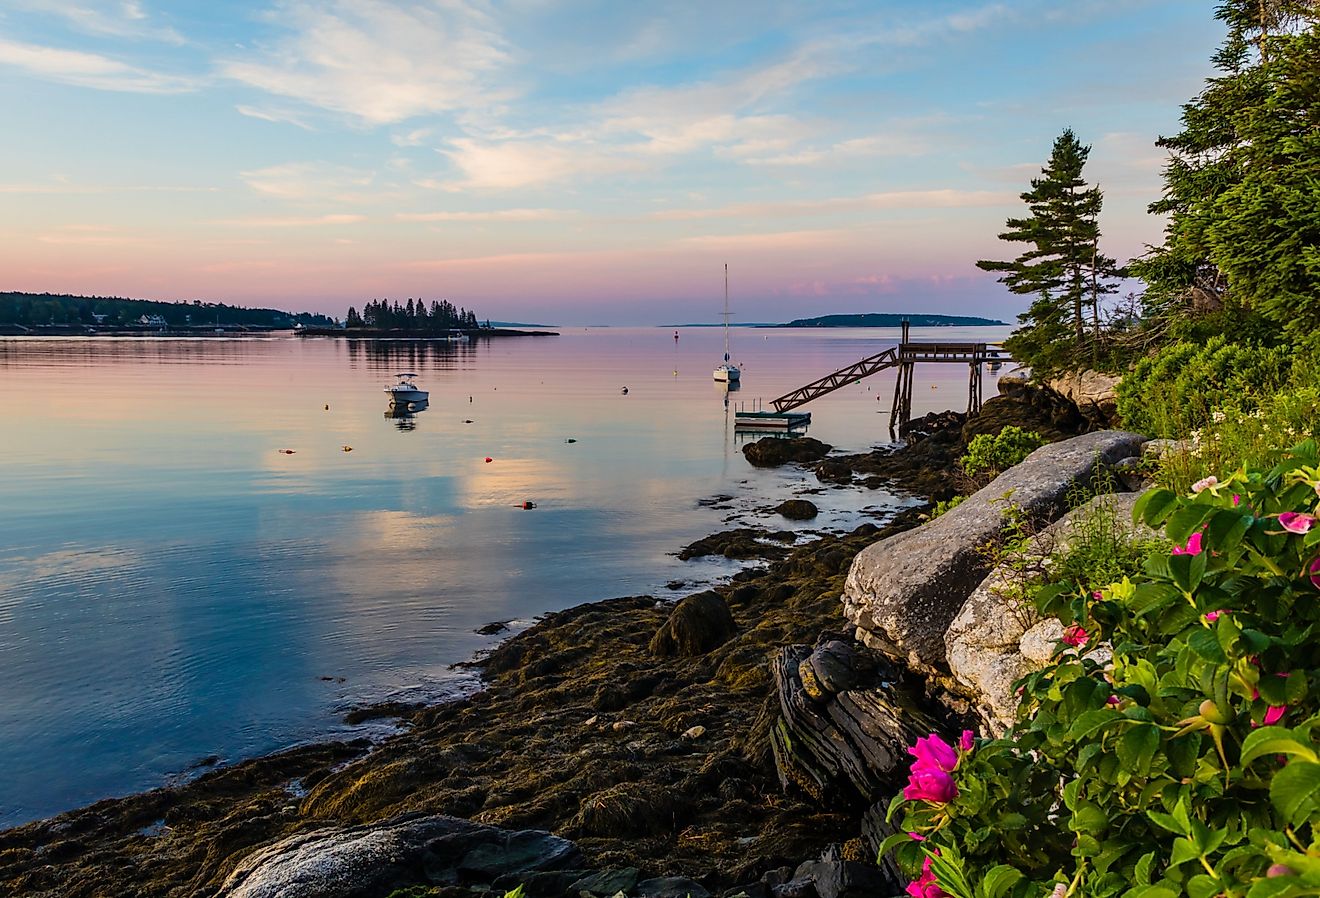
[1132,1,1320,343]
[976,129,1123,374]
[345,306,364,328]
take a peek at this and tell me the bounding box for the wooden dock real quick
[768,322,1007,436]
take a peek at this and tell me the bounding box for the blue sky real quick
[0,1,1224,324]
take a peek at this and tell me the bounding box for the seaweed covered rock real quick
[842,431,1147,671]
[650,591,737,658]
[678,528,789,561]
[776,499,819,520]
[743,437,832,468]
[222,813,582,898]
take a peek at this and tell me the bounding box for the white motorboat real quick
[385,373,429,404]
[713,264,741,382]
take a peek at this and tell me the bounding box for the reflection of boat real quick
[713,264,741,383]
[384,398,428,431]
[385,373,428,403]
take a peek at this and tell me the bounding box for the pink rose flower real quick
[1192,476,1218,493]
[903,769,957,803]
[1204,610,1227,623]
[1172,532,1204,556]
[1310,557,1320,590]
[1106,694,1121,706]
[1232,494,1241,507]
[1263,705,1288,726]
[906,855,949,898]
[1062,624,1088,647]
[1279,512,1317,534]
[909,734,958,774]
[959,730,975,753]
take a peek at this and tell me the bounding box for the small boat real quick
[713,264,741,383]
[385,373,429,404]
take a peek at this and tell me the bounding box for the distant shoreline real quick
[0,325,559,338]
[297,327,558,338]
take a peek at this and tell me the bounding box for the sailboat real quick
[713,264,741,382]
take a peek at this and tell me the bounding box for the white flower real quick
[1192,476,1219,494]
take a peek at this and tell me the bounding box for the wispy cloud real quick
[238,162,376,202]
[0,36,195,92]
[397,208,573,222]
[9,0,186,44]
[220,0,515,126]
[653,189,1012,221]
[217,214,367,228]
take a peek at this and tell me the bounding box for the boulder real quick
[221,813,583,898]
[1047,370,1122,426]
[944,492,1154,732]
[650,591,737,658]
[841,431,1147,672]
[776,499,819,520]
[1142,438,1189,460]
[744,437,833,468]
[771,643,936,802]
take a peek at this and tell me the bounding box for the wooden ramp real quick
[768,323,1007,436]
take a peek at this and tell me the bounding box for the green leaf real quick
[1270,761,1320,826]
[975,865,1023,898]
[1241,727,1318,766]
[1167,503,1215,545]
[1205,509,1252,551]
[1246,878,1303,898]
[1188,626,1227,663]
[1187,874,1222,898]
[1135,488,1178,527]
[1068,709,1120,742]
[1168,836,1201,868]
[1129,581,1183,618]
[1146,809,1186,836]
[1117,724,1161,777]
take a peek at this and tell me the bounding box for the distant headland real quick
[0,291,334,336]
[777,313,1006,327]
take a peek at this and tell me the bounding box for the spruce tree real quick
[1132,1,1319,343]
[977,129,1122,375]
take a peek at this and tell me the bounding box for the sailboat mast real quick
[723,263,730,363]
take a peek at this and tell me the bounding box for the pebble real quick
[682,725,706,740]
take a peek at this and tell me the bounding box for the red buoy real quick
[485,456,493,463]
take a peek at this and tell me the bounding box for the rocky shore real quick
[0,382,1106,898]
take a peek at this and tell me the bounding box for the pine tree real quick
[1132,1,1319,342]
[976,129,1123,375]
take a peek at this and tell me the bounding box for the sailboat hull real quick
[713,364,740,382]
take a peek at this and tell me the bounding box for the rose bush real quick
[884,442,1320,898]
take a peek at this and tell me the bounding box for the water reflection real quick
[384,398,428,431]
[345,338,475,371]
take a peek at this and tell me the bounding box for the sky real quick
[0,1,1226,325]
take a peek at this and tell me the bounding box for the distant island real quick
[777,313,1006,327]
[0,291,334,335]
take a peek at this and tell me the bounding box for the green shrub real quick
[886,443,1320,897]
[930,495,967,519]
[1116,337,1291,438]
[960,427,1046,479]
[1155,379,1320,494]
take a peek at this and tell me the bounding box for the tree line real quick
[344,298,485,332]
[0,292,334,329]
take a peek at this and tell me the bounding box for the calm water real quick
[0,325,1009,827]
